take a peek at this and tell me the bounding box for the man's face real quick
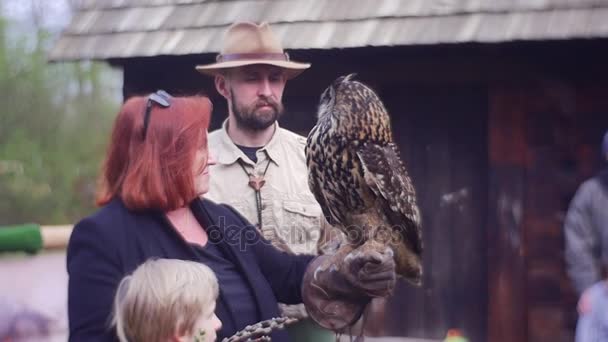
[223,65,287,131]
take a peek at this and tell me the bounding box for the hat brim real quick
[196,60,310,79]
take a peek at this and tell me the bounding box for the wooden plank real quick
[446,85,488,342]
[415,88,453,340]
[487,86,528,342]
[528,305,568,342]
[382,87,438,339]
[382,86,488,341]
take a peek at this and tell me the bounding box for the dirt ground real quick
[0,251,68,341]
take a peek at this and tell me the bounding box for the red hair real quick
[97,94,212,212]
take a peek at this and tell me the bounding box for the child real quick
[112,258,221,342]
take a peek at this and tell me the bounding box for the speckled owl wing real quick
[305,126,341,227]
[356,142,423,254]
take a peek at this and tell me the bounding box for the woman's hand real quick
[338,246,396,298]
[301,244,397,331]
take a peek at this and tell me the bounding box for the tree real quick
[0,3,119,225]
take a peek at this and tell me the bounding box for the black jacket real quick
[67,197,313,341]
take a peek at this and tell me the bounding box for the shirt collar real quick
[216,119,282,167]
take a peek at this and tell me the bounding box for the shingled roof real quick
[49,0,608,61]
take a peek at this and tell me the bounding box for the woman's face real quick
[193,142,216,196]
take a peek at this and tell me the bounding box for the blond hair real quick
[112,258,219,342]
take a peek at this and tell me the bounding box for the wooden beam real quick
[487,86,528,342]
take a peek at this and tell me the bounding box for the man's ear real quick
[215,74,230,99]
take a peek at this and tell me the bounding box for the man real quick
[196,22,337,341]
[564,130,608,341]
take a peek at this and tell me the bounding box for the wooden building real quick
[50,1,608,341]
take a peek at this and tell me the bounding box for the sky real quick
[2,0,72,34]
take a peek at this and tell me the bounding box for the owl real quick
[306,74,423,285]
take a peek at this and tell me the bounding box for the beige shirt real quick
[205,121,323,256]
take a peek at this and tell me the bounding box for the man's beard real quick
[230,92,284,132]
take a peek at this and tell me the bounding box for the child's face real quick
[184,305,222,342]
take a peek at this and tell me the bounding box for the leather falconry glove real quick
[302,244,396,331]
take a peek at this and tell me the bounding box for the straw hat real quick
[195,22,310,79]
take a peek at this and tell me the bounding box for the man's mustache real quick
[255,98,280,110]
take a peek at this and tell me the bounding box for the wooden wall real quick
[489,81,608,342]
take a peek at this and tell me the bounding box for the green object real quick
[0,223,43,254]
[287,318,334,342]
[445,337,469,342]
[194,329,206,342]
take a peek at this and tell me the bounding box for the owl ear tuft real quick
[344,73,357,82]
[333,73,357,88]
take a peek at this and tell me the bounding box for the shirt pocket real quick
[280,200,322,253]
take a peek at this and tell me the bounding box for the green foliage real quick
[0,15,119,225]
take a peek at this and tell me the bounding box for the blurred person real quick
[565,130,608,341]
[196,21,338,342]
[0,297,52,341]
[67,91,396,341]
[112,258,221,342]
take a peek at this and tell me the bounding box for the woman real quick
[67,91,396,342]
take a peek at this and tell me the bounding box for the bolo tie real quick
[237,157,272,229]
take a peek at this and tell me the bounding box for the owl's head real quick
[318,73,355,116]
[317,73,386,122]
